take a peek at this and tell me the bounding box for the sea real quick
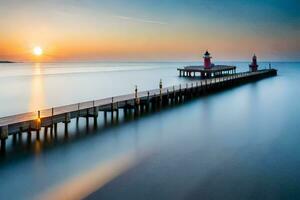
[0,61,299,200]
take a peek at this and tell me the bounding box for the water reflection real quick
[34,140,42,155]
[0,62,299,200]
[29,63,46,112]
[37,152,143,200]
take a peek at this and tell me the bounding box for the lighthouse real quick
[203,51,212,69]
[249,54,258,72]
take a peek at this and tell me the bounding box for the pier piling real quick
[36,130,40,140]
[1,139,6,154]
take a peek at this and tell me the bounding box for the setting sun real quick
[33,46,43,56]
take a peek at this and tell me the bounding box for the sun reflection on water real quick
[35,152,144,200]
[33,140,42,155]
[29,63,46,112]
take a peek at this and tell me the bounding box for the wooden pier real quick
[0,69,277,153]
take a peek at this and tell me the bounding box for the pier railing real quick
[0,69,276,130]
[0,69,278,153]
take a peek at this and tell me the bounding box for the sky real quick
[0,0,299,62]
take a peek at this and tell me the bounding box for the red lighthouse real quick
[249,54,258,72]
[203,51,212,69]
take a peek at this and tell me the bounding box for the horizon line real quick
[2,60,300,64]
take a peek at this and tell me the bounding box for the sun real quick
[33,46,43,56]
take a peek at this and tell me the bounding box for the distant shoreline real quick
[0,61,15,63]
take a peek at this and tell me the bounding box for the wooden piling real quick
[44,127,48,140]
[13,133,17,144]
[54,123,58,138]
[1,139,6,154]
[116,109,119,120]
[64,122,68,138]
[27,130,32,144]
[36,129,40,140]
[86,116,89,127]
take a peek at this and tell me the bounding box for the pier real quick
[0,69,277,153]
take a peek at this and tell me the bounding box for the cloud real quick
[114,15,167,25]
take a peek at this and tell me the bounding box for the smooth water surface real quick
[0,62,299,200]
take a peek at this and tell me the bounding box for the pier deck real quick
[0,69,277,153]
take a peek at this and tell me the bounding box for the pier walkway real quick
[0,69,277,153]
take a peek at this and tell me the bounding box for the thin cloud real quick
[114,15,167,25]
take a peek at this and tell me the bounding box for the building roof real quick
[204,51,210,56]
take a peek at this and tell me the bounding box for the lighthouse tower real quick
[203,51,212,69]
[249,54,258,72]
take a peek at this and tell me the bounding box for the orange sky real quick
[0,0,299,62]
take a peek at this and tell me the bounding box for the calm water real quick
[0,62,299,200]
